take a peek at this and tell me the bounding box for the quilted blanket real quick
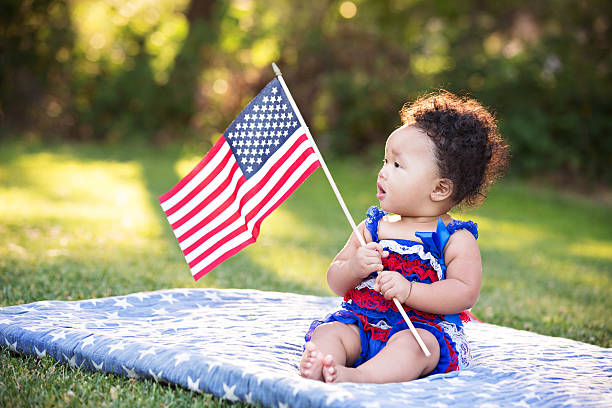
[1,288,610,408]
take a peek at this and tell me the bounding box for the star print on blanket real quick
[1,289,611,408]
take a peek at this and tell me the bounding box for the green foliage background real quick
[2,0,611,182]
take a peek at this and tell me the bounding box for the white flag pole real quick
[272,63,431,358]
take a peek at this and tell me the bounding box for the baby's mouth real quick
[376,183,386,199]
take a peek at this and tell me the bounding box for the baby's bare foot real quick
[322,354,340,383]
[299,342,324,380]
[322,354,363,383]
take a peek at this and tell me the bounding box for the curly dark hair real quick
[400,90,509,207]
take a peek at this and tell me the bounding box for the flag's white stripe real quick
[182,138,315,260]
[160,142,232,211]
[176,128,308,245]
[189,154,319,275]
[167,157,239,225]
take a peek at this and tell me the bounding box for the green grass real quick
[1,141,610,407]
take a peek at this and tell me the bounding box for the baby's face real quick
[377,125,441,216]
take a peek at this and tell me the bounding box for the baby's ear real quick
[431,178,454,202]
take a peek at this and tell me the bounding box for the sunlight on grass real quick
[174,155,201,178]
[470,215,552,253]
[246,208,332,292]
[0,149,193,303]
[568,241,612,262]
[0,152,161,250]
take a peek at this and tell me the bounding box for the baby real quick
[299,91,508,383]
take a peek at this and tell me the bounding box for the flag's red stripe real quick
[176,175,246,245]
[192,237,256,281]
[176,133,309,244]
[248,160,320,241]
[170,162,240,230]
[164,148,234,217]
[158,137,226,204]
[190,160,320,280]
[185,149,318,269]
[181,141,313,256]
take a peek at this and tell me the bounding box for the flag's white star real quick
[253,105,259,112]
[246,166,253,173]
[222,383,239,401]
[272,87,278,94]
[263,96,269,103]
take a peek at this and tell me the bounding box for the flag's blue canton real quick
[223,78,301,180]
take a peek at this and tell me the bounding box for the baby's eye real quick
[394,161,400,168]
[382,158,388,165]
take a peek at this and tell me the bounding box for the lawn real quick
[1,141,610,407]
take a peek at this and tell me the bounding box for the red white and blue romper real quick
[305,206,477,375]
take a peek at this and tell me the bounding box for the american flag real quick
[158,78,321,280]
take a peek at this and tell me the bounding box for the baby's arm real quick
[375,229,481,314]
[327,221,389,297]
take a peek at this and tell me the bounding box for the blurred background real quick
[1,0,611,183]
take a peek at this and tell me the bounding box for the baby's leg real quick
[322,328,440,383]
[299,322,361,380]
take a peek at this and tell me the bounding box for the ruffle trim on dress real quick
[438,320,472,369]
[379,240,444,280]
[447,219,479,240]
[365,206,387,241]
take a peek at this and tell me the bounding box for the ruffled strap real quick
[365,206,387,241]
[446,220,479,240]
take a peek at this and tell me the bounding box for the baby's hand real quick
[374,270,412,304]
[350,243,389,279]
